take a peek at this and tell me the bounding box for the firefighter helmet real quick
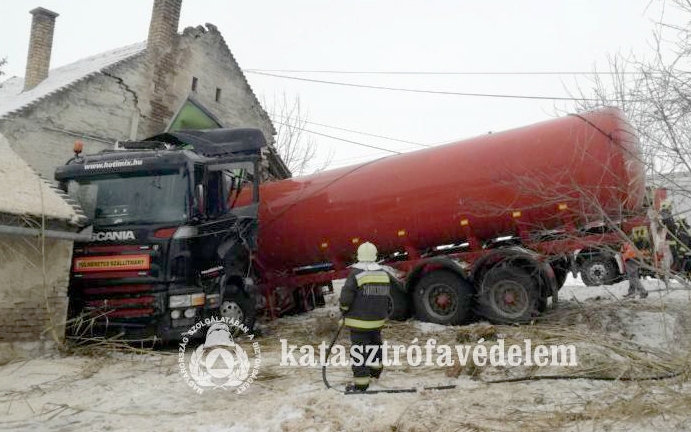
[357,242,378,262]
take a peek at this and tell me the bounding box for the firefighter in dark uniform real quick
[339,242,392,392]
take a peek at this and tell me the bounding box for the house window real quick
[215,87,222,102]
[191,77,198,92]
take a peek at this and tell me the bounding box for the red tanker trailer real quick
[253,107,647,324]
[57,107,648,341]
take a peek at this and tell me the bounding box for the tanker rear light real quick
[558,203,569,211]
[460,219,469,227]
[320,242,329,249]
[512,211,522,218]
[351,238,360,244]
[397,230,407,237]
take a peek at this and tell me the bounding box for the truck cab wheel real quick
[220,289,257,332]
[481,266,539,324]
[413,270,474,325]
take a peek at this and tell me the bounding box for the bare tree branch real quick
[565,0,691,284]
[264,93,332,176]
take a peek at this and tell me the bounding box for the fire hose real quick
[320,319,456,394]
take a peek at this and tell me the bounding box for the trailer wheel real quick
[413,270,473,325]
[220,288,257,332]
[580,256,617,286]
[292,285,325,313]
[481,267,539,323]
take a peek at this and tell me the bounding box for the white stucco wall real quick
[170,25,275,140]
[0,235,73,363]
[0,59,144,180]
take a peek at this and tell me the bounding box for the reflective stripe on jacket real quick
[339,265,391,329]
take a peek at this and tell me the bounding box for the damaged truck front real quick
[55,128,265,341]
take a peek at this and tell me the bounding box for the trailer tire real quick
[481,267,539,324]
[413,270,474,325]
[292,285,325,314]
[580,256,617,286]
[220,288,257,331]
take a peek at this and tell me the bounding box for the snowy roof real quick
[0,132,82,224]
[0,41,146,119]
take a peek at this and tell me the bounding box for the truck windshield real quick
[65,171,188,227]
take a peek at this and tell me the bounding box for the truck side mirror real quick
[195,184,205,215]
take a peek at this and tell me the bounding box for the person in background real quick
[653,222,673,288]
[339,241,392,392]
[676,219,691,275]
[621,241,648,299]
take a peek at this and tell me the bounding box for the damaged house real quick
[0,0,289,354]
[0,134,86,361]
[0,0,290,182]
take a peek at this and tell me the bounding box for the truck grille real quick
[79,284,162,319]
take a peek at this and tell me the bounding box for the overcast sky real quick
[0,1,682,172]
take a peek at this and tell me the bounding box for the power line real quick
[246,71,611,101]
[328,150,414,167]
[269,118,473,168]
[271,119,403,154]
[245,68,642,76]
[268,112,431,148]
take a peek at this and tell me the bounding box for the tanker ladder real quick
[320,321,457,395]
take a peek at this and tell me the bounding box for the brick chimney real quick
[23,7,59,91]
[147,0,182,134]
[147,0,182,58]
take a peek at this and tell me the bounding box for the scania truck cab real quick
[55,128,265,341]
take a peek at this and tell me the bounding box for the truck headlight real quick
[169,295,189,308]
[191,293,205,306]
[169,293,205,308]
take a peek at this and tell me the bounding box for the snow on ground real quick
[1,277,691,431]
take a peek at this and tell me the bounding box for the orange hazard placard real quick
[73,254,151,273]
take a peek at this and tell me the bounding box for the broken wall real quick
[0,234,73,362]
